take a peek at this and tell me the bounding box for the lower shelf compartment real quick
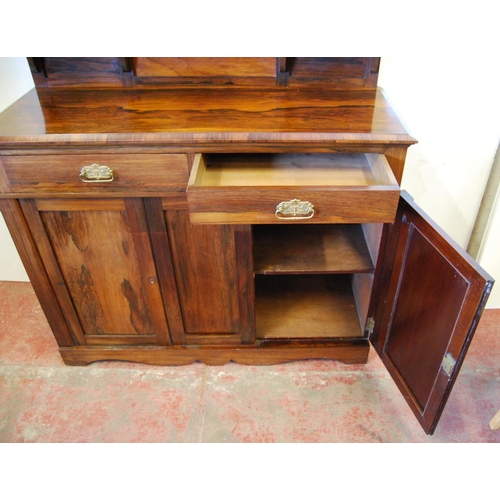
[255,274,365,340]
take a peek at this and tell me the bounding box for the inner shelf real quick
[253,224,374,274]
[255,274,364,340]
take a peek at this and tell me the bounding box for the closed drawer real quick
[187,153,400,224]
[0,154,189,195]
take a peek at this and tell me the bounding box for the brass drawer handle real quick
[80,164,114,183]
[275,199,315,220]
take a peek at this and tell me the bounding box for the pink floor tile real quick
[199,365,425,442]
[0,281,499,442]
[1,365,206,442]
[0,282,63,367]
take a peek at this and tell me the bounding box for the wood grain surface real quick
[0,88,416,149]
[165,210,243,336]
[22,198,171,345]
[134,57,276,77]
[2,153,189,195]
[255,274,363,339]
[59,340,370,366]
[370,192,494,434]
[253,224,374,274]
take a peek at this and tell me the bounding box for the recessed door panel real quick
[165,210,254,344]
[21,198,171,346]
[370,192,494,434]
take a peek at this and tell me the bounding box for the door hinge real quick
[365,317,375,337]
[441,353,456,377]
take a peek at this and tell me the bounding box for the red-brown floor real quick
[0,281,499,443]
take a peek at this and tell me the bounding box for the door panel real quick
[21,198,171,346]
[370,192,494,434]
[164,210,254,344]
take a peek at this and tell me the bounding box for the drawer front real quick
[187,153,400,224]
[188,188,400,224]
[1,154,189,195]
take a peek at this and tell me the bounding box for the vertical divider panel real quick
[143,198,186,345]
[235,225,255,344]
[123,198,172,346]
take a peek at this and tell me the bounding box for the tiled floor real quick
[0,280,499,443]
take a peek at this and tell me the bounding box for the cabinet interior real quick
[253,223,383,340]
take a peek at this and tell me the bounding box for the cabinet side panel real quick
[166,210,241,336]
[0,199,75,347]
[384,147,408,185]
[0,157,11,193]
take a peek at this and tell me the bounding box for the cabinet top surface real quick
[0,87,416,149]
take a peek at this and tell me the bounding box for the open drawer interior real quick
[187,153,400,224]
[190,153,396,187]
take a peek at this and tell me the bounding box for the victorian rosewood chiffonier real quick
[0,57,494,434]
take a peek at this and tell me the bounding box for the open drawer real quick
[187,153,400,224]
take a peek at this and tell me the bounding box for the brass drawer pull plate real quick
[275,199,315,220]
[80,164,114,183]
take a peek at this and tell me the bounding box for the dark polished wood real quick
[0,87,415,151]
[187,152,400,224]
[59,340,370,367]
[165,210,252,343]
[1,153,189,196]
[0,199,76,347]
[370,192,494,434]
[26,57,380,90]
[255,274,363,340]
[133,57,277,87]
[31,57,128,88]
[144,198,186,345]
[20,197,172,346]
[253,225,374,274]
[287,57,380,88]
[0,57,492,435]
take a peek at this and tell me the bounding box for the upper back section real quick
[27,57,381,89]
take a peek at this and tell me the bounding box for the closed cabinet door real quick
[143,199,255,346]
[20,198,171,347]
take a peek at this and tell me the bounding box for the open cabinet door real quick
[369,191,494,434]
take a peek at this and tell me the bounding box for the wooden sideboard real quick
[0,57,493,434]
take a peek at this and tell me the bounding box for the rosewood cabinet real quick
[0,57,493,434]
